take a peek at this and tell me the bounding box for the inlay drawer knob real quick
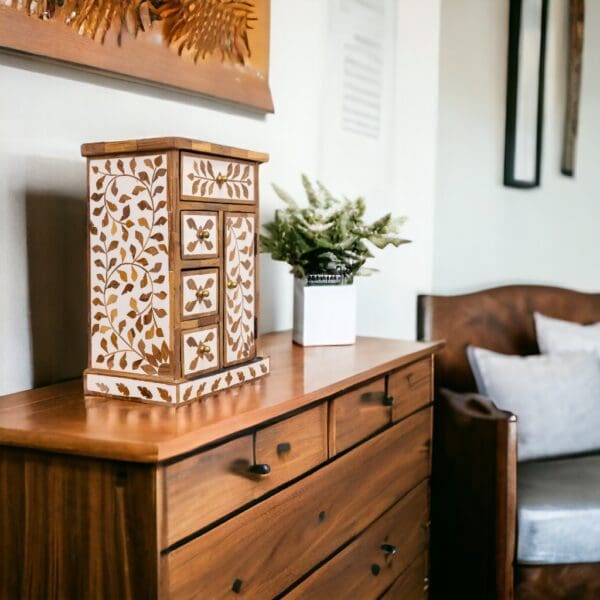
[248,463,271,476]
[380,543,397,556]
[227,280,238,289]
[199,345,211,354]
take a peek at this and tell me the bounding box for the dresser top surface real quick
[80,136,269,163]
[0,332,442,463]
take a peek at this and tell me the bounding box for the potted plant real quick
[261,176,410,346]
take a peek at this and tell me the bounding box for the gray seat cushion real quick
[518,454,600,564]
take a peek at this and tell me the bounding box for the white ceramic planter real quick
[293,278,356,346]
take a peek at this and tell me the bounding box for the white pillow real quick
[467,346,600,461]
[535,312,600,359]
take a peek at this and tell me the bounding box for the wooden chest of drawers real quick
[0,332,442,599]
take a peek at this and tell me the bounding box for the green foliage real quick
[260,175,411,282]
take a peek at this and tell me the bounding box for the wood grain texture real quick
[330,376,389,455]
[162,404,327,547]
[286,480,429,599]
[163,433,253,548]
[515,563,600,600]
[389,356,433,423]
[0,333,443,462]
[0,446,157,599]
[165,408,432,599]
[381,553,428,600]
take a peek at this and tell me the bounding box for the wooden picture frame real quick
[562,0,585,177]
[0,0,273,113]
[503,0,548,188]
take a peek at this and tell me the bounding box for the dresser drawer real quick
[165,408,432,598]
[181,152,255,203]
[330,377,390,455]
[287,480,430,599]
[255,403,327,483]
[181,325,220,377]
[388,357,432,423]
[180,268,218,320]
[162,405,328,548]
[180,211,219,260]
[381,553,429,599]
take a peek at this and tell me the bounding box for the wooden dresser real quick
[0,332,442,599]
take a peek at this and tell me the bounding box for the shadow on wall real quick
[25,191,87,387]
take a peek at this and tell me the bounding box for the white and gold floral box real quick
[81,137,270,405]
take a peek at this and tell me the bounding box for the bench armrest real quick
[431,388,517,599]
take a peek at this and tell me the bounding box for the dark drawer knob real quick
[371,564,381,576]
[382,395,394,406]
[276,442,291,455]
[232,579,243,593]
[381,543,397,556]
[248,463,271,476]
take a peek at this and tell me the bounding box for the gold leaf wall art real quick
[0,0,272,111]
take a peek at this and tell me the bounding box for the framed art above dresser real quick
[0,332,442,599]
[0,0,273,112]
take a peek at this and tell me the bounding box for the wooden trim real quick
[81,137,269,162]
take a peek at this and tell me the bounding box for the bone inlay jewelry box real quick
[81,137,269,404]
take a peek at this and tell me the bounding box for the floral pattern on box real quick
[224,213,255,365]
[179,357,270,403]
[85,357,270,405]
[181,154,254,202]
[182,325,219,376]
[181,269,218,319]
[181,211,218,259]
[89,154,171,377]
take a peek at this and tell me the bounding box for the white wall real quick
[0,0,441,395]
[433,0,600,293]
[0,1,330,394]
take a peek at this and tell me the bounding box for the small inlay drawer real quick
[330,377,391,455]
[286,480,430,599]
[388,357,432,423]
[181,152,255,203]
[180,211,218,259]
[164,409,432,598]
[180,268,218,320]
[181,325,219,377]
[162,405,327,548]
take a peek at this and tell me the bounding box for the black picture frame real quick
[503,0,549,188]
